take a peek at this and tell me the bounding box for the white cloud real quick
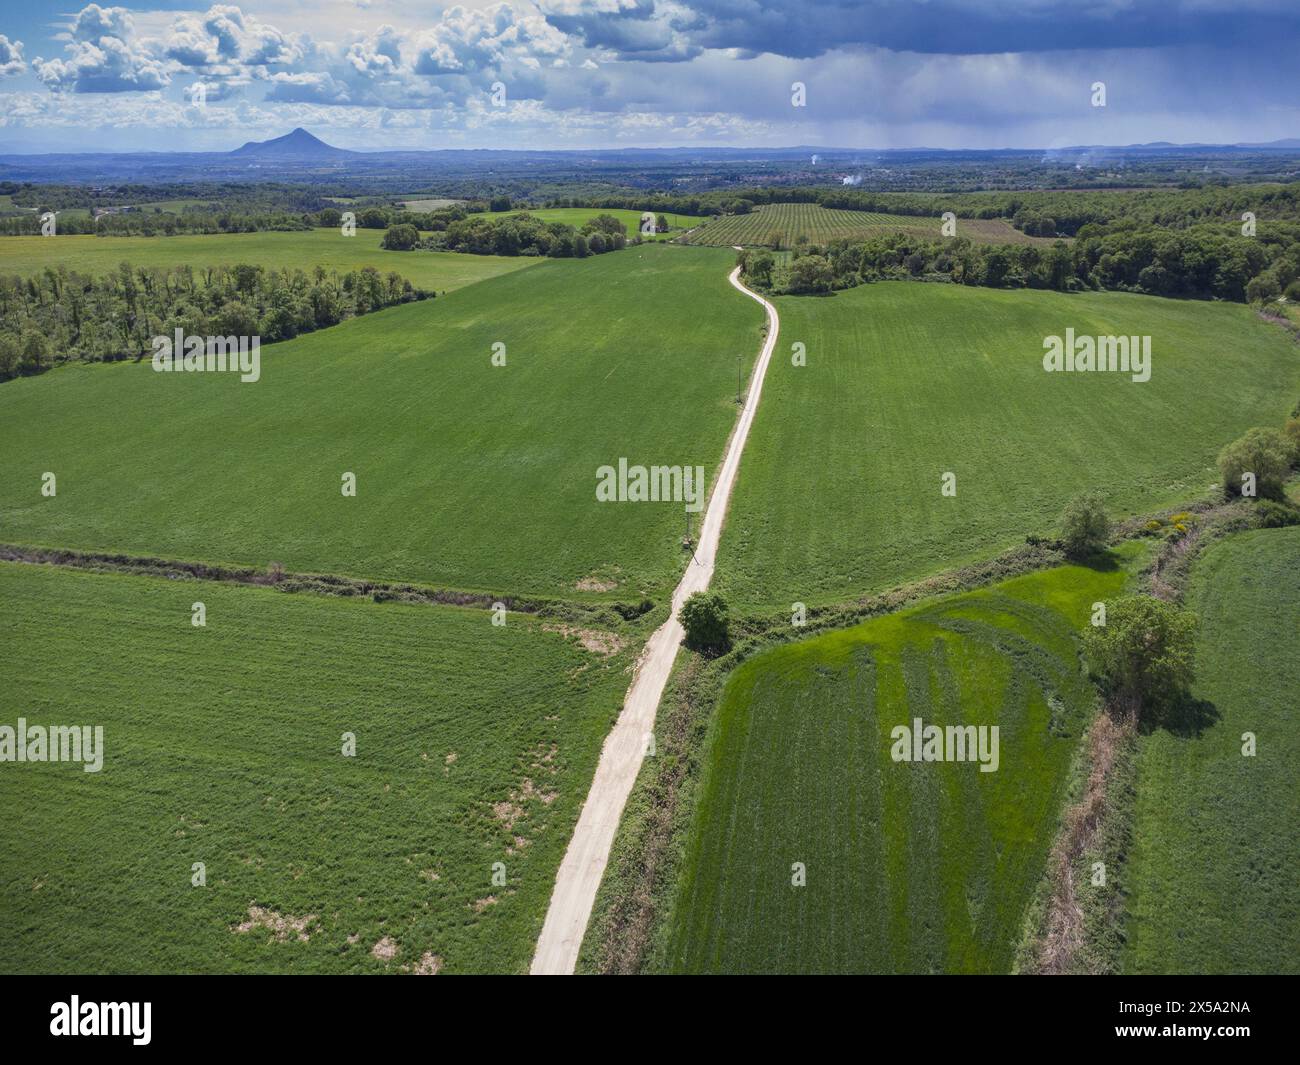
[0,36,25,78]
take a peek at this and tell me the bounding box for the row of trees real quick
[0,262,428,379]
[0,210,321,237]
[740,222,1300,303]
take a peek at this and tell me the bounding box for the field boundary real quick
[0,542,656,622]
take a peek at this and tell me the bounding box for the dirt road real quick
[530,258,779,974]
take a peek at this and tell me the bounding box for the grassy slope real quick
[0,245,760,599]
[1122,527,1300,974]
[0,561,631,974]
[663,562,1127,974]
[0,230,538,292]
[716,282,1300,609]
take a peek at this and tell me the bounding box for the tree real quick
[786,254,833,294]
[1217,427,1292,500]
[1060,492,1111,558]
[19,329,47,373]
[382,223,420,250]
[741,248,775,288]
[1083,596,1197,722]
[489,195,512,212]
[680,591,729,653]
[0,334,19,379]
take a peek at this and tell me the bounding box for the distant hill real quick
[230,128,353,159]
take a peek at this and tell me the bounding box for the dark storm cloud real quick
[643,0,1298,59]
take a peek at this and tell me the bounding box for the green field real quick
[400,198,466,211]
[498,207,704,240]
[686,203,1051,247]
[0,561,631,974]
[664,561,1127,973]
[715,281,1300,609]
[0,244,760,599]
[0,230,539,292]
[1122,528,1300,974]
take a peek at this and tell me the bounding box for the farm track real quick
[529,255,780,975]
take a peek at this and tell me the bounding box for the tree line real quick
[0,263,428,380]
[739,221,1300,304]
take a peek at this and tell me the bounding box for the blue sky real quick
[0,1,1296,152]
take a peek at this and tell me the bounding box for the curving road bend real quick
[530,255,780,975]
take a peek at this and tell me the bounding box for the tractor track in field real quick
[530,254,779,975]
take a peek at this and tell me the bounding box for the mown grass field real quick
[0,230,539,292]
[498,207,704,240]
[0,244,760,599]
[1122,527,1300,974]
[686,203,1052,247]
[400,198,466,211]
[0,561,632,974]
[663,562,1128,973]
[715,282,1300,609]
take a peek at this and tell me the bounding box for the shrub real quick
[680,591,729,653]
[1217,427,1292,500]
[1255,498,1300,528]
[1083,596,1197,723]
[1283,418,1300,466]
[1060,492,1111,558]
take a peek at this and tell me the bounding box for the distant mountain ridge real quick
[230,128,354,159]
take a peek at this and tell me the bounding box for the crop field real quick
[1122,528,1300,974]
[0,560,632,974]
[0,231,539,292]
[663,562,1128,973]
[685,203,1050,247]
[0,245,760,600]
[714,281,1300,609]
[497,207,705,239]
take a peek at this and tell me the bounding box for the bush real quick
[1060,492,1111,558]
[1083,596,1197,723]
[680,591,729,653]
[1255,498,1300,528]
[1283,418,1300,466]
[1217,427,1292,500]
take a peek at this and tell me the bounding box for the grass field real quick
[1121,527,1300,974]
[663,561,1128,973]
[686,203,1052,247]
[0,244,761,599]
[715,282,1300,609]
[0,561,631,974]
[400,198,466,211]
[0,230,539,292]
[498,207,704,240]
